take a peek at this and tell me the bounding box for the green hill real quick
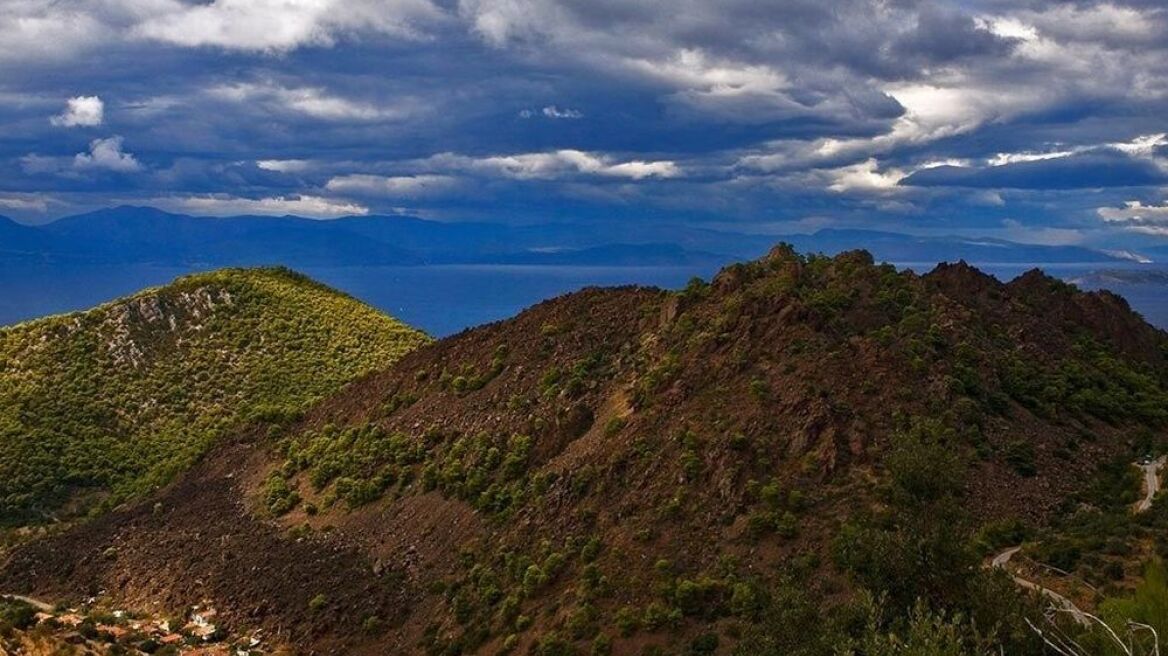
[0,267,429,525]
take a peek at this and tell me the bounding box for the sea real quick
[1,261,1165,337]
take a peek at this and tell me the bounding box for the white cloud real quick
[883,83,1041,147]
[149,194,368,218]
[542,105,582,119]
[519,105,584,119]
[0,194,50,213]
[1015,4,1162,46]
[256,159,314,173]
[427,149,680,180]
[978,16,1038,42]
[737,80,1051,172]
[625,49,787,97]
[987,150,1075,167]
[326,174,461,198]
[51,96,104,127]
[133,0,446,52]
[1108,133,1168,158]
[73,136,142,172]
[602,160,680,180]
[20,154,64,175]
[986,133,1167,166]
[0,2,108,65]
[1098,201,1168,234]
[826,159,907,193]
[0,0,449,65]
[208,82,409,121]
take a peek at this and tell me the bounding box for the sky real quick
[1,0,1167,249]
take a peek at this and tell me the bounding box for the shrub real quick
[614,606,639,637]
[590,633,612,656]
[603,417,627,438]
[690,633,719,655]
[642,602,681,630]
[749,378,769,400]
[263,473,300,516]
[308,594,328,612]
[1003,440,1037,477]
[0,600,36,631]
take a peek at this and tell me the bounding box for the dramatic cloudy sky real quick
[1,0,1167,248]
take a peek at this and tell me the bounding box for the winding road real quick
[990,455,1165,628]
[0,593,53,612]
[990,547,1091,626]
[1134,456,1166,513]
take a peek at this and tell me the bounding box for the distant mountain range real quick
[1070,268,1168,287]
[0,206,1145,268]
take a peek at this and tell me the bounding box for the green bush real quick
[308,594,328,611]
[262,473,300,515]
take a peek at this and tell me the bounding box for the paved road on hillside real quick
[990,455,1166,628]
[990,547,1090,626]
[0,593,53,612]
[1135,456,1166,513]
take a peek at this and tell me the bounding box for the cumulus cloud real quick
[149,194,368,218]
[326,174,461,198]
[51,96,104,127]
[73,136,142,172]
[427,150,680,180]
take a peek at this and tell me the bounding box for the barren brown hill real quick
[3,247,1167,655]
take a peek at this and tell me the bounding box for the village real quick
[1,594,268,656]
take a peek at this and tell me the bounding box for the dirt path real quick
[0,593,53,612]
[1134,456,1166,513]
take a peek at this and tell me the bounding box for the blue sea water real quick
[1,262,1165,337]
[0,263,719,337]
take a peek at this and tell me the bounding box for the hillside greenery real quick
[5,248,1168,654]
[254,251,1168,655]
[0,267,429,525]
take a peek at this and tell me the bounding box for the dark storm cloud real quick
[0,0,1164,248]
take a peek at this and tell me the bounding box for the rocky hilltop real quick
[0,267,429,526]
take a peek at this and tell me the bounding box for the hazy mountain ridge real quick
[3,247,1166,655]
[0,206,1141,269]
